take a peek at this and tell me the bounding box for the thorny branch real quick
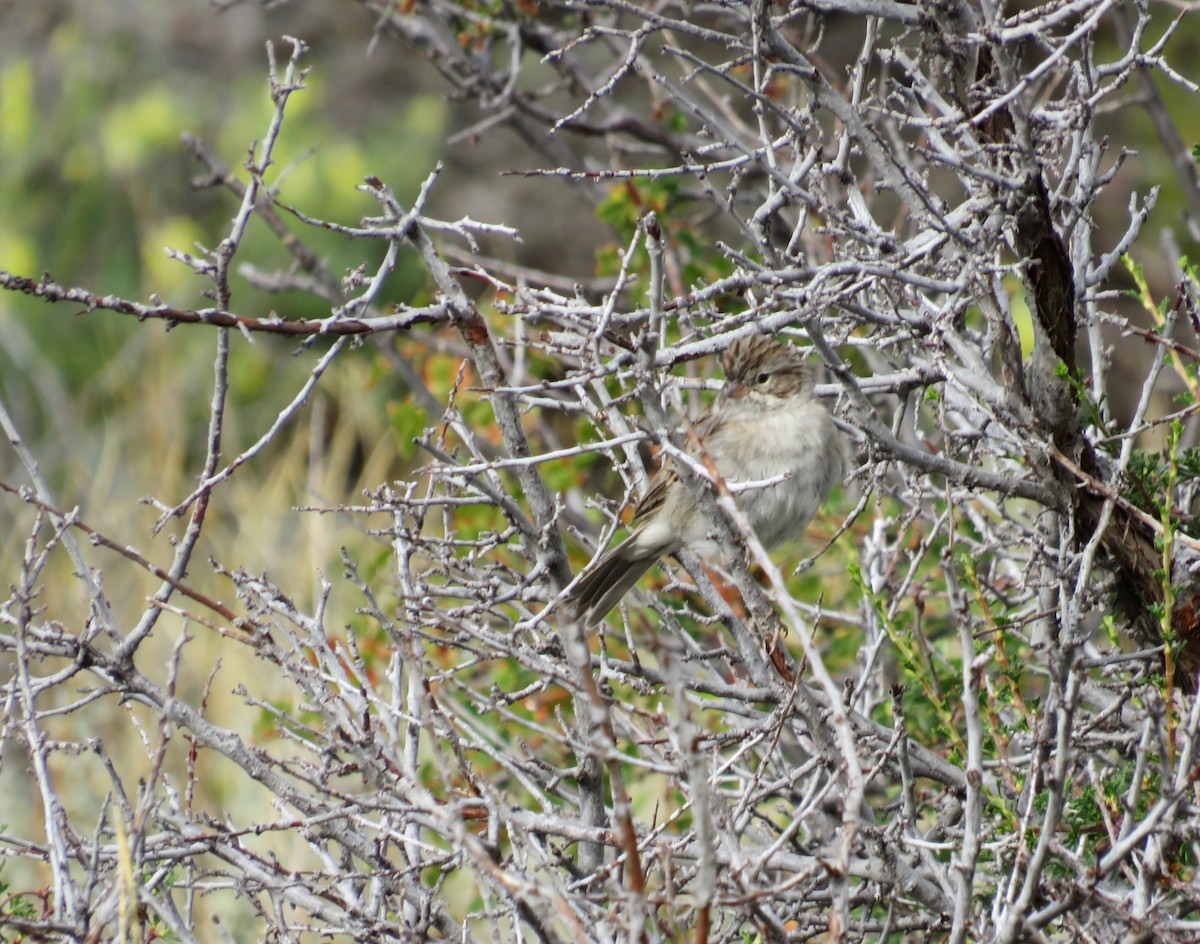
[3,3,1200,943]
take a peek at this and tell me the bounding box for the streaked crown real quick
[719,335,814,395]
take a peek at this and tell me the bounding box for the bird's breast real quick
[706,400,842,548]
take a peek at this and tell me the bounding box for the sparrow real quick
[567,334,843,624]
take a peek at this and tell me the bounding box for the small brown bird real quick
[567,335,843,624]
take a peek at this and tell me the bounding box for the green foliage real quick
[390,400,429,463]
[849,556,967,757]
[596,178,683,241]
[1123,434,1200,540]
[1052,358,1111,437]
[1123,253,1200,403]
[0,858,39,928]
[595,176,738,303]
[1122,254,1169,316]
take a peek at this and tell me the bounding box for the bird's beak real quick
[727,382,749,401]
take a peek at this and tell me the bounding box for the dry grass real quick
[0,320,409,930]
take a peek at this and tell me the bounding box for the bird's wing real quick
[628,402,719,527]
[629,466,674,525]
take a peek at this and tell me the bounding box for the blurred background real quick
[0,0,612,635]
[0,0,582,926]
[3,0,1196,585]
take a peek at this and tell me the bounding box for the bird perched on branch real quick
[567,334,843,624]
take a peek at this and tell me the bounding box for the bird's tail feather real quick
[566,546,657,625]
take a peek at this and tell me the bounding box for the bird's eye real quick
[755,371,770,384]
